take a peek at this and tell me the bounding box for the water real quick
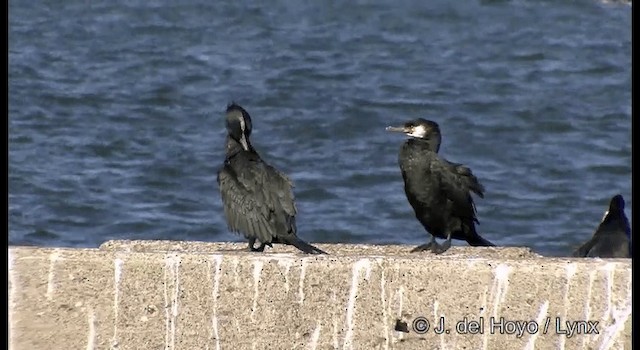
[9,0,631,257]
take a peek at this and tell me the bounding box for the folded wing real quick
[217,160,297,244]
[431,159,485,224]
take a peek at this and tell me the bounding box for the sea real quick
[9,0,631,257]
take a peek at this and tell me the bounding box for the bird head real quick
[386,118,442,152]
[385,118,441,139]
[225,102,253,151]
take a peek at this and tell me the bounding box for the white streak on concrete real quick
[581,269,597,349]
[298,259,307,304]
[391,262,406,340]
[524,300,549,350]
[114,258,124,285]
[251,259,264,322]
[585,269,596,320]
[210,255,223,350]
[598,264,629,350]
[380,268,389,350]
[433,301,445,350]
[164,254,181,350]
[483,264,511,350]
[86,306,96,350]
[598,262,616,343]
[172,257,180,350]
[343,258,372,350]
[332,291,339,349]
[307,323,322,350]
[598,270,632,350]
[8,248,13,276]
[46,249,62,300]
[603,262,615,315]
[164,260,170,350]
[558,263,577,350]
[397,286,404,317]
[393,286,406,341]
[232,258,240,287]
[8,250,16,350]
[492,264,511,312]
[564,262,578,281]
[112,258,124,347]
[277,258,293,293]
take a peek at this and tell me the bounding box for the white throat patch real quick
[408,125,428,138]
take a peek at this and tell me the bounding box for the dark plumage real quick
[386,118,494,254]
[216,103,326,254]
[573,194,631,258]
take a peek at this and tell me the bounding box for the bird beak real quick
[386,125,408,133]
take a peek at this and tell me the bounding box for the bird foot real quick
[247,242,266,252]
[430,242,451,255]
[410,241,452,255]
[410,242,435,252]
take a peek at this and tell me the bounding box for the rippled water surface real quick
[9,0,631,256]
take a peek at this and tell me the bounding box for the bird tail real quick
[283,237,328,254]
[467,234,495,247]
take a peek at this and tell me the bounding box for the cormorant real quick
[573,194,631,258]
[386,118,494,254]
[216,103,326,254]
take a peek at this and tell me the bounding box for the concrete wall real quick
[8,240,632,350]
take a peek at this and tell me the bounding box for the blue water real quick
[9,0,631,256]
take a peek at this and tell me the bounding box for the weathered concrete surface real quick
[8,240,632,350]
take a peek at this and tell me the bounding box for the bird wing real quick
[582,235,630,258]
[217,158,297,244]
[572,239,597,257]
[597,212,632,238]
[431,159,485,221]
[574,210,632,258]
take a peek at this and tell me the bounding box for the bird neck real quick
[224,135,254,158]
[408,136,441,153]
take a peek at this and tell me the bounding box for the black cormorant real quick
[386,118,494,254]
[573,194,631,258]
[217,103,326,254]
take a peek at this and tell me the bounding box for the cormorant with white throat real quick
[386,118,494,254]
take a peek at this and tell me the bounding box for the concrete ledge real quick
[8,240,631,350]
